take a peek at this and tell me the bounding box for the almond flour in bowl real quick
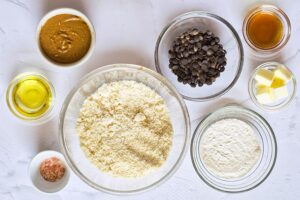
[60,64,190,194]
[76,80,173,178]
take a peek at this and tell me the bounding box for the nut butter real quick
[39,14,92,64]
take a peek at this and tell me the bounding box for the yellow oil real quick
[12,75,52,118]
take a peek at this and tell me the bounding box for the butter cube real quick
[254,69,274,86]
[271,77,289,100]
[256,86,275,104]
[273,85,289,100]
[271,77,286,88]
[274,65,292,83]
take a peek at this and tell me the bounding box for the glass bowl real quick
[59,64,190,194]
[155,11,244,101]
[191,104,277,193]
[249,62,296,111]
[6,72,56,125]
[243,4,291,55]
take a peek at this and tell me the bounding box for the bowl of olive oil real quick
[6,72,55,124]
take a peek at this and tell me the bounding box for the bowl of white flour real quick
[191,104,277,192]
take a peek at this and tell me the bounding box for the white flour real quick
[200,118,261,179]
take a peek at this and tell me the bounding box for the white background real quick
[0,0,299,199]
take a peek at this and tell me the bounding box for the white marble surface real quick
[0,0,300,199]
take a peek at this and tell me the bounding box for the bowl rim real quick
[190,104,277,193]
[154,11,244,101]
[59,64,191,195]
[248,62,297,111]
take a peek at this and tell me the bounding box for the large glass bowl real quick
[155,11,244,101]
[59,64,190,194]
[191,104,277,192]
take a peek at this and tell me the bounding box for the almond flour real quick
[76,80,173,178]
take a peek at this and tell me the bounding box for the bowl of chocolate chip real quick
[155,11,244,101]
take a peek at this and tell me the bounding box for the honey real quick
[246,11,283,50]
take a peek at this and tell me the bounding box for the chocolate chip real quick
[202,45,209,51]
[207,49,214,56]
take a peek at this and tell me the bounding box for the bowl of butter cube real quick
[249,62,296,111]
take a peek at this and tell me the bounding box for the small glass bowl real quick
[155,11,244,101]
[249,62,296,111]
[6,72,56,125]
[243,5,291,55]
[191,104,277,193]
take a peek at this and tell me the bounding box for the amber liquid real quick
[246,11,283,50]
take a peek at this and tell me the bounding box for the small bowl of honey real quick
[6,72,56,124]
[243,5,291,55]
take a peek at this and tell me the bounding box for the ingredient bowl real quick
[191,104,277,192]
[6,72,56,125]
[155,11,243,101]
[59,64,190,194]
[29,150,70,194]
[36,8,96,68]
[249,62,296,111]
[242,4,291,55]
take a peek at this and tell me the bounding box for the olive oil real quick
[11,75,53,118]
[246,11,283,50]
